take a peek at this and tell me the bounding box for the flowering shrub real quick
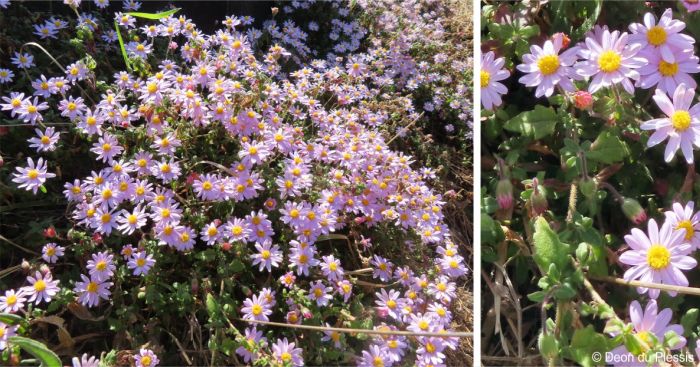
[0,0,470,366]
[482,2,700,366]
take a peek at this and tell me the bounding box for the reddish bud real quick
[43,226,56,238]
[622,198,647,224]
[186,172,199,185]
[573,91,593,110]
[0,126,8,136]
[496,179,513,210]
[92,232,103,244]
[553,32,570,49]
[220,242,232,251]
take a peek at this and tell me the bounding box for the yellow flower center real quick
[96,260,107,271]
[140,356,152,367]
[34,279,46,292]
[180,232,190,242]
[418,320,429,330]
[232,225,243,236]
[136,187,145,195]
[373,356,384,367]
[647,244,671,270]
[671,110,692,131]
[647,26,667,46]
[425,342,436,353]
[290,209,299,218]
[386,299,396,309]
[87,116,97,126]
[6,295,17,305]
[251,304,262,315]
[161,164,171,173]
[137,258,146,267]
[101,214,111,224]
[147,83,157,93]
[314,288,323,297]
[27,169,39,179]
[658,60,679,77]
[102,189,112,199]
[128,214,138,224]
[676,220,695,240]
[280,352,292,362]
[27,105,37,114]
[598,50,622,73]
[261,250,271,259]
[437,283,447,292]
[46,247,55,256]
[102,143,111,152]
[537,54,560,76]
[86,282,98,293]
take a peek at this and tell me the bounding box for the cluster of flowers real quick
[1,1,467,366]
[593,200,700,360]
[482,8,700,106]
[277,1,367,62]
[483,4,700,362]
[355,0,472,136]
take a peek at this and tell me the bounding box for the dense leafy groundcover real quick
[0,0,471,366]
[481,1,700,366]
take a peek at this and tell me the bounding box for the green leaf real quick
[504,106,558,140]
[480,213,505,245]
[567,326,609,367]
[681,309,699,337]
[39,185,47,194]
[126,8,180,20]
[533,217,571,273]
[0,313,24,325]
[8,336,61,367]
[538,332,559,360]
[586,130,629,164]
[114,19,131,71]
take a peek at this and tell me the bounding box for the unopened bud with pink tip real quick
[529,178,548,216]
[496,179,513,210]
[622,198,647,224]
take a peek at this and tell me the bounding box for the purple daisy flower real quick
[480,51,509,110]
[516,34,580,97]
[74,274,112,308]
[23,271,60,304]
[86,251,116,281]
[0,289,26,313]
[641,83,700,163]
[575,29,646,94]
[127,251,155,276]
[629,8,695,63]
[665,201,700,250]
[308,280,333,307]
[241,294,272,322]
[42,242,65,263]
[134,349,159,367]
[271,338,304,366]
[619,219,697,298]
[637,48,700,94]
[12,157,56,194]
[607,300,685,366]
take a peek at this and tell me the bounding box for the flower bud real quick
[43,226,56,238]
[21,259,30,273]
[621,198,647,224]
[496,179,513,210]
[579,177,597,199]
[530,178,548,215]
[39,264,51,276]
[552,32,570,49]
[573,91,593,110]
[220,242,232,251]
[271,7,279,16]
[92,232,103,244]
